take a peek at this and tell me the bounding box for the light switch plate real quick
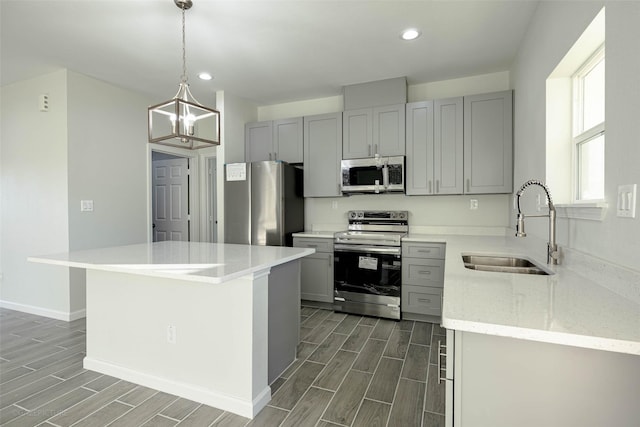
[617,184,636,218]
[80,200,94,212]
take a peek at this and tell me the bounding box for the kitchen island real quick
[29,241,315,419]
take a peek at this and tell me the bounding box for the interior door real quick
[152,158,189,241]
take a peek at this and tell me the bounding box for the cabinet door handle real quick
[438,340,447,384]
[374,144,378,155]
[368,144,372,156]
[417,297,432,303]
[268,152,272,160]
[418,270,432,275]
[273,152,277,161]
[417,249,432,253]
[436,179,440,194]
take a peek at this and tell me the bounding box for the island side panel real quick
[267,260,301,384]
[84,268,270,418]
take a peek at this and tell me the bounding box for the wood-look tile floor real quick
[0,306,445,426]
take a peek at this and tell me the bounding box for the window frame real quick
[571,44,605,203]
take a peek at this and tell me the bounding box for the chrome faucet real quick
[515,180,559,265]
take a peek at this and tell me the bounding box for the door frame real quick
[147,144,200,243]
[199,154,218,243]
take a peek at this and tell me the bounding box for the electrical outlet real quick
[617,184,637,218]
[470,199,479,210]
[167,325,176,344]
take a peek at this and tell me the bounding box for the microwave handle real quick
[382,165,389,188]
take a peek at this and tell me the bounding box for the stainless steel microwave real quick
[341,156,405,194]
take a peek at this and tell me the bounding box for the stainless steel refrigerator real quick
[224,161,304,246]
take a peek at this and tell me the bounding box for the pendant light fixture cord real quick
[180,4,188,84]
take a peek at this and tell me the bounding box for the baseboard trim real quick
[0,300,86,321]
[84,357,271,419]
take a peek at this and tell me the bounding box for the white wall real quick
[510,1,640,271]
[0,70,72,316]
[213,91,259,243]
[257,71,512,232]
[408,71,511,101]
[0,70,154,318]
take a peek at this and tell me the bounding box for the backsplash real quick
[562,247,640,304]
[304,193,511,231]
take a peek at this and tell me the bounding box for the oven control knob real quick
[398,212,406,219]
[358,212,364,218]
[349,211,357,219]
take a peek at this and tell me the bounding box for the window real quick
[572,46,605,201]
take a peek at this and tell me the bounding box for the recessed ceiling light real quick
[198,72,213,81]
[401,28,421,41]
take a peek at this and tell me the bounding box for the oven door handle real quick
[334,244,401,256]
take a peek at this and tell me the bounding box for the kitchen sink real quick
[461,255,551,275]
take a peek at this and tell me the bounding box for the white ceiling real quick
[0,0,539,106]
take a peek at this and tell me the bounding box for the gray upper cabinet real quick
[342,108,372,159]
[245,117,303,163]
[405,101,434,195]
[406,98,462,195]
[273,117,303,163]
[303,112,343,197]
[435,97,464,195]
[463,90,513,194]
[343,104,405,159]
[245,121,272,162]
[374,104,406,156]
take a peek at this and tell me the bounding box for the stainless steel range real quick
[333,210,408,320]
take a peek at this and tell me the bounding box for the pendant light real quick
[148,0,220,149]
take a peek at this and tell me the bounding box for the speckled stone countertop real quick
[405,233,640,355]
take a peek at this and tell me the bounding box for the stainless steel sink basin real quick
[462,255,551,275]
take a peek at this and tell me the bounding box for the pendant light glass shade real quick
[148,0,220,149]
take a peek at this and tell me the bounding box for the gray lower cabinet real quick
[444,329,640,427]
[293,237,334,303]
[401,241,445,320]
[303,113,342,197]
[463,90,513,194]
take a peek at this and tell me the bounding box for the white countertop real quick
[29,241,315,284]
[406,233,640,355]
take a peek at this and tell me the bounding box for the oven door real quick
[334,244,401,302]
